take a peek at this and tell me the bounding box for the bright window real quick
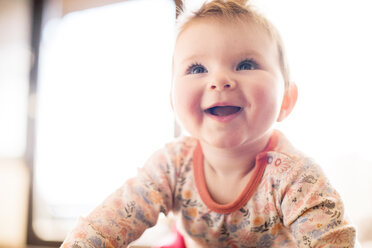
[33,0,176,240]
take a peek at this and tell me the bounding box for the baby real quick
[61,0,356,247]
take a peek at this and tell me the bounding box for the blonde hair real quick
[176,0,291,88]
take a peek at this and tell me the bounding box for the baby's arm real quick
[60,149,175,248]
[281,159,356,247]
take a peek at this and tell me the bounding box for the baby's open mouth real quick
[205,106,242,116]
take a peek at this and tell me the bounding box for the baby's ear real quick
[277,83,298,122]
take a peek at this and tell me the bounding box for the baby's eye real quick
[236,59,258,71]
[187,64,207,74]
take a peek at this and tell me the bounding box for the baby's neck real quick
[200,135,270,178]
[200,135,271,204]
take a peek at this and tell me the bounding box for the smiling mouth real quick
[205,106,242,116]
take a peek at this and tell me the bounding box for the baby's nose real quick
[208,80,236,91]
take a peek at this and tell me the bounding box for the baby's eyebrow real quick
[176,54,208,65]
[174,50,267,67]
[235,51,264,60]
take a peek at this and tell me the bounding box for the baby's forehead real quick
[175,16,276,54]
[174,17,276,57]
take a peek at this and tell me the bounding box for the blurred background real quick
[0,0,371,247]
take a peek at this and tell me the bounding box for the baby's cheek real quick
[173,86,202,121]
[252,85,282,122]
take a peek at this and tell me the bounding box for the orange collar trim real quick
[193,131,279,214]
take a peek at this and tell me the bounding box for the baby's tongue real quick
[210,106,240,116]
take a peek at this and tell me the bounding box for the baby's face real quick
[172,18,286,149]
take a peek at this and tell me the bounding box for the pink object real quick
[155,225,186,248]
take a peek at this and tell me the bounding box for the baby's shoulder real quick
[266,150,321,178]
[161,136,198,169]
[265,131,325,183]
[163,136,198,156]
[262,151,330,206]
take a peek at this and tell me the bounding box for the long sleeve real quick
[280,156,356,247]
[61,148,176,248]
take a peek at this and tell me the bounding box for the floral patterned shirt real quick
[61,130,356,247]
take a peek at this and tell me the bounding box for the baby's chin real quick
[181,123,252,149]
[200,133,249,150]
